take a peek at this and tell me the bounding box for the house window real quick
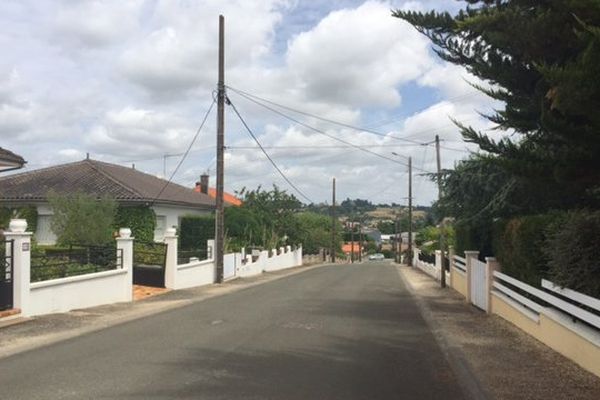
[36,215,57,245]
[154,216,166,241]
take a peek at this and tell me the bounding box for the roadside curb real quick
[0,262,331,359]
[396,264,492,400]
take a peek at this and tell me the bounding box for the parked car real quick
[368,253,385,261]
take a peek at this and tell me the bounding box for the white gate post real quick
[464,251,479,303]
[5,219,32,316]
[448,246,455,288]
[207,240,215,261]
[164,228,178,289]
[435,250,442,280]
[413,248,420,267]
[116,228,134,301]
[485,257,500,314]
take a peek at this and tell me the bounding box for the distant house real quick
[342,242,364,256]
[193,173,242,206]
[0,158,215,244]
[0,148,26,172]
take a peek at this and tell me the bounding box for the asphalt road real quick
[0,262,466,399]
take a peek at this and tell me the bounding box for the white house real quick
[0,157,215,244]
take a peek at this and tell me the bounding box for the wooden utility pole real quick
[358,222,362,262]
[408,156,413,266]
[435,135,446,288]
[331,178,336,263]
[350,221,355,263]
[215,15,225,283]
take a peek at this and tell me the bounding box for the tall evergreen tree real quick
[394,1,600,212]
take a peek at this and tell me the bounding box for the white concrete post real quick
[164,227,178,289]
[435,250,442,280]
[448,246,455,288]
[115,228,134,301]
[207,240,215,261]
[485,257,501,314]
[5,219,32,316]
[413,248,420,267]
[464,251,479,303]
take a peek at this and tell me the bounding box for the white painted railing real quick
[452,255,467,275]
[493,271,600,330]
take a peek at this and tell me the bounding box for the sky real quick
[0,0,501,206]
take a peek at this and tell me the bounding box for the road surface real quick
[0,262,466,399]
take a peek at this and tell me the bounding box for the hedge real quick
[114,206,156,242]
[179,215,215,251]
[544,210,600,298]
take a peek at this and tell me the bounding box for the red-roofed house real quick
[193,174,242,207]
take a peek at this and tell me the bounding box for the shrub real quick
[48,192,117,246]
[454,219,494,258]
[179,215,215,251]
[544,210,600,297]
[114,206,156,242]
[493,213,564,286]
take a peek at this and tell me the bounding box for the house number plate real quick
[22,242,30,252]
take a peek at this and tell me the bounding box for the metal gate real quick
[470,258,488,311]
[133,241,167,287]
[0,240,14,311]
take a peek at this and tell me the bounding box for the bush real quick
[180,215,214,251]
[114,206,156,242]
[48,192,117,246]
[493,213,564,287]
[455,219,494,258]
[544,210,600,297]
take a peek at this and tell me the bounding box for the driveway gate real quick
[470,258,488,311]
[0,240,14,311]
[133,241,167,287]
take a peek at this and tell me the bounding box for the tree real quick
[48,192,117,246]
[236,185,302,248]
[394,1,600,212]
[293,212,343,255]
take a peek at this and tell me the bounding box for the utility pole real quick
[435,135,446,288]
[358,222,362,262]
[163,154,167,178]
[215,15,225,283]
[350,221,355,263]
[393,216,398,263]
[408,156,413,266]
[331,178,336,263]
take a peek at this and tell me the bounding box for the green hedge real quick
[114,206,156,242]
[544,210,600,297]
[180,215,215,250]
[454,219,494,258]
[493,213,564,287]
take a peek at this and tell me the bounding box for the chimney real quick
[197,174,209,194]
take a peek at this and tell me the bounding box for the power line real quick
[227,86,472,154]
[227,144,425,150]
[227,97,315,204]
[150,98,216,206]
[227,90,435,173]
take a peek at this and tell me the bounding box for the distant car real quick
[368,253,385,261]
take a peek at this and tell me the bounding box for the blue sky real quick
[0,0,497,205]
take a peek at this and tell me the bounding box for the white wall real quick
[172,259,215,290]
[28,269,131,316]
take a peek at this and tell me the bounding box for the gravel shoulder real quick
[398,264,600,400]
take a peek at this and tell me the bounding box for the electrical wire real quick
[227,86,472,154]
[150,98,216,206]
[227,90,435,173]
[227,97,315,204]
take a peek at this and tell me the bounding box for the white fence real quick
[4,220,306,317]
[412,248,450,282]
[411,245,600,378]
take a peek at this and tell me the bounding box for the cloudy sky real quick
[1,0,500,206]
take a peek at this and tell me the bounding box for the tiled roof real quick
[0,148,26,168]
[0,159,214,209]
[193,186,242,206]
